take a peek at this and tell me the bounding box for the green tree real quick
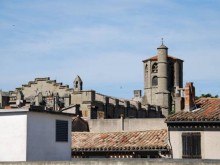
[196,93,219,99]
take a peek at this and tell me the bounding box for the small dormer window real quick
[152,63,158,73]
[75,81,78,88]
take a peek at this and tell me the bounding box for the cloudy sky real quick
[1,0,220,99]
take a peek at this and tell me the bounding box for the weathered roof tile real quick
[72,129,169,151]
[167,98,220,122]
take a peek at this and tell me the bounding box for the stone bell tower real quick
[74,75,83,91]
[156,42,170,117]
[142,40,184,117]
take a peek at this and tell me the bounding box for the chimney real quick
[184,82,196,111]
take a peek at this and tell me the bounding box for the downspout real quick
[158,151,170,158]
[158,126,173,158]
[121,114,124,131]
[167,126,173,159]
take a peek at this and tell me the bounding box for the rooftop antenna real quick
[161,38,164,45]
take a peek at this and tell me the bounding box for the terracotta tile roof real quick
[143,55,183,62]
[167,98,220,122]
[72,129,169,151]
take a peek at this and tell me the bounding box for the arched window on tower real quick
[145,64,148,73]
[145,64,148,77]
[152,76,158,86]
[75,81,78,88]
[152,63,158,73]
[80,82,83,90]
[145,64,148,87]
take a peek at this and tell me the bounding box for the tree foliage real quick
[196,93,219,99]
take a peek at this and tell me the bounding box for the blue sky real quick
[1,0,220,99]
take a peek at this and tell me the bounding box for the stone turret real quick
[157,44,168,92]
[74,75,83,91]
[156,42,170,117]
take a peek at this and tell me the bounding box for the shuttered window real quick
[56,120,68,142]
[182,132,201,159]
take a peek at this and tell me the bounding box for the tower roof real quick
[142,55,183,62]
[157,44,168,49]
[157,38,168,49]
[74,75,82,82]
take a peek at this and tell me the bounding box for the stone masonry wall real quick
[88,118,167,132]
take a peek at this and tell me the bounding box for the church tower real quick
[142,41,184,117]
[74,75,83,91]
[156,43,170,117]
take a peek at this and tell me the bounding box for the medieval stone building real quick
[142,43,184,116]
[0,43,195,119]
[70,75,152,119]
[1,76,153,119]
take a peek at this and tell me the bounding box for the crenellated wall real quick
[71,91,151,119]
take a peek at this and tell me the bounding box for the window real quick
[80,82,83,90]
[145,64,148,86]
[182,132,201,159]
[75,81,78,88]
[145,64,148,73]
[152,76,158,86]
[152,63,158,73]
[56,120,68,142]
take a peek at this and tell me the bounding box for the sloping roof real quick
[167,98,220,122]
[143,55,183,62]
[74,75,82,82]
[157,44,168,49]
[72,129,169,152]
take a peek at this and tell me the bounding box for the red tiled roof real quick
[72,129,169,151]
[167,98,220,122]
[143,55,183,62]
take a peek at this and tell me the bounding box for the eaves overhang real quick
[165,120,220,124]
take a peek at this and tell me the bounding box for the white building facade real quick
[168,129,220,159]
[166,98,220,159]
[0,109,72,161]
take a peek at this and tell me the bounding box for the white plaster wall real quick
[0,113,27,161]
[170,131,204,159]
[203,131,220,159]
[169,131,182,159]
[27,112,72,161]
[170,130,220,159]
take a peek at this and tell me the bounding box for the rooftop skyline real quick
[1,0,220,99]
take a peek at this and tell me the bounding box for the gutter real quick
[166,120,220,124]
[72,149,169,152]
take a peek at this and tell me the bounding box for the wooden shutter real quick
[182,132,201,159]
[56,120,68,142]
